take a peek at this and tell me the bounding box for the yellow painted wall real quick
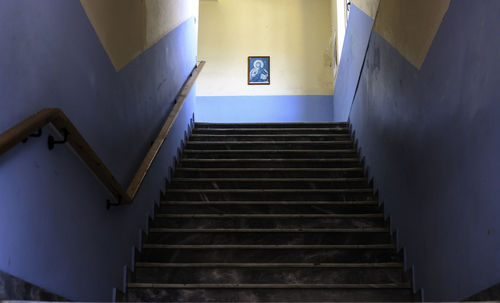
[351,0,380,19]
[373,0,450,69]
[197,0,333,96]
[80,0,198,71]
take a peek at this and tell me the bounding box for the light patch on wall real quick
[351,0,380,19]
[197,0,333,97]
[80,0,198,71]
[373,0,450,69]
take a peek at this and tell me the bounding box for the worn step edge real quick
[161,200,378,205]
[180,158,361,163]
[134,262,403,268]
[195,122,349,126]
[155,214,383,219]
[187,141,353,145]
[171,178,368,182]
[176,167,363,171]
[148,228,389,233]
[191,134,352,138]
[166,189,373,193]
[127,283,411,289]
[142,244,396,249]
[183,149,357,153]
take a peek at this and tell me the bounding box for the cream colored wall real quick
[197,0,333,96]
[373,0,450,69]
[80,0,198,71]
[351,0,380,19]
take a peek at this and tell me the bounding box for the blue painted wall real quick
[196,96,333,123]
[346,0,500,300]
[332,5,373,122]
[0,0,197,301]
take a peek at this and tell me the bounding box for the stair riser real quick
[164,192,374,201]
[190,135,352,142]
[193,129,350,135]
[183,151,357,159]
[158,204,381,214]
[123,287,416,302]
[180,160,362,168]
[150,217,386,229]
[168,180,369,190]
[186,142,354,150]
[137,248,402,263]
[174,170,365,178]
[145,232,392,245]
[133,267,409,284]
[195,123,349,129]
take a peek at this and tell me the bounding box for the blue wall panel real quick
[348,0,500,300]
[0,1,197,301]
[332,5,374,122]
[196,95,333,123]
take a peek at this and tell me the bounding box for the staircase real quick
[117,122,420,302]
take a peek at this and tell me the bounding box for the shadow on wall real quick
[0,0,198,301]
[347,0,500,300]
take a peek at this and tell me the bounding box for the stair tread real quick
[181,158,360,162]
[191,134,351,137]
[187,141,353,144]
[142,244,396,249]
[161,200,378,205]
[184,149,356,153]
[167,189,372,192]
[135,262,403,268]
[148,228,388,233]
[176,167,362,171]
[171,178,367,182]
[127,283,410,289]
[155,214,382,218]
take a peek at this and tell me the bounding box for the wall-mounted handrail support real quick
[0,61,205,207]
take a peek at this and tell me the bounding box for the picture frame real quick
[248,56,270,85]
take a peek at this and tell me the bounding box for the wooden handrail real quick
[0,61,205,206]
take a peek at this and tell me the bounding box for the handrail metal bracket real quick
[106,196,122,210]
[22,128,43,144]
[48,128,69,150]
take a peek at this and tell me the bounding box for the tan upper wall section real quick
[80,0,198,71]
[351,0,380,19]
[197,0,333,96]
[373,0,450,69]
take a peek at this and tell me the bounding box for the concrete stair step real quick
[182,149,358,159]
[168,178,369,190]
[179,158,362,168]
[144,228,392,245]
[193,127,350,135]
[132,262,408,284]
[174,167,365,178]
[190,134,352,142]
[194,122,349,129]
[185,141,354,150]
[136,244,402,263]
[150,215,388,229]
[158,200,381,215]
[164,189,374,202]
[122,284,416,302]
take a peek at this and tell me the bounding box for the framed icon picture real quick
[248,56,270,85]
